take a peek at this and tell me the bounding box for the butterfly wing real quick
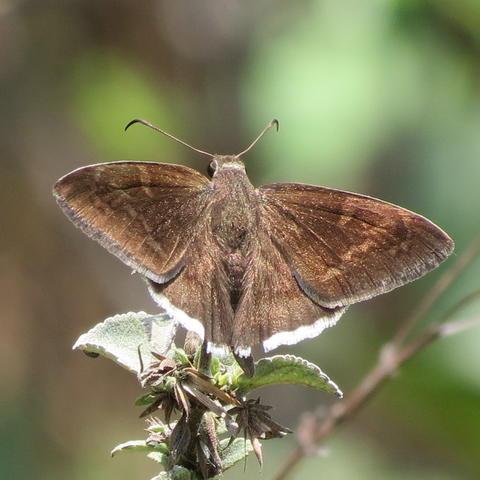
[258,183,454,309]
[147,224,235,352]
[232,226,345,355]
[53,161,213,283]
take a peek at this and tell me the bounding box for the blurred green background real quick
[1,1,480,479]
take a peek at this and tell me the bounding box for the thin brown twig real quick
[273,235,480,480]
[274,316,480,480]
[391,234,480,347]
[438,289,480,323]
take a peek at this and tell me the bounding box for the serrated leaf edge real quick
[238,354,343,398]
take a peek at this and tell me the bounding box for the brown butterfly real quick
[53,119,454,359]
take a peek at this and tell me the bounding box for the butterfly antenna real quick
[125,118,214,158]
[236,119,279,158]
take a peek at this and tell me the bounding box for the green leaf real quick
[146,422,167,434]
[172,347,189,365]
[146,451,168,465]
[210,357,221,376]
[218,437,253,470]
[150,471,168,479]
[135,392,160,407]
[112,439,169,468]
[111,440,159,456]
[73,311,176,374]
[235,355,343,397]
[150,466,197,480]
[171,466,197,480]
[213,354,244,388]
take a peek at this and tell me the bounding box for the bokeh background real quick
[2,1,480,479]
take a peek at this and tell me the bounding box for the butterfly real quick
[53,119,454,360]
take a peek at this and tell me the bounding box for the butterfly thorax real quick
[210,157,259,309]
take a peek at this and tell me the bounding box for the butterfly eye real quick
[207,161,216,178]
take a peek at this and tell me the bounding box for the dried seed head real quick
[229,398,292,467]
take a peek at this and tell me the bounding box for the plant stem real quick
[391,234,480,347]
[199,341,212,375]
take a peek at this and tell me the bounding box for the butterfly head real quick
[206,119,279,178]
[207,155,245,178]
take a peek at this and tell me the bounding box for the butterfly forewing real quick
[259,183,454,309]
[53,161,213,283]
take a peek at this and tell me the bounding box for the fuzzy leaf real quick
[170,466,197,480]
[146,451,168,466]
[111,440,157,456]
[112,439,169,468]
[235,355,343,397]
[150,472,168,479]
[73,311,176,374]
[218,437,253,470]
[150,466,197,480]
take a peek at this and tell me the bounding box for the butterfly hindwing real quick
[233,227,345,354]
[147,224,234,350]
